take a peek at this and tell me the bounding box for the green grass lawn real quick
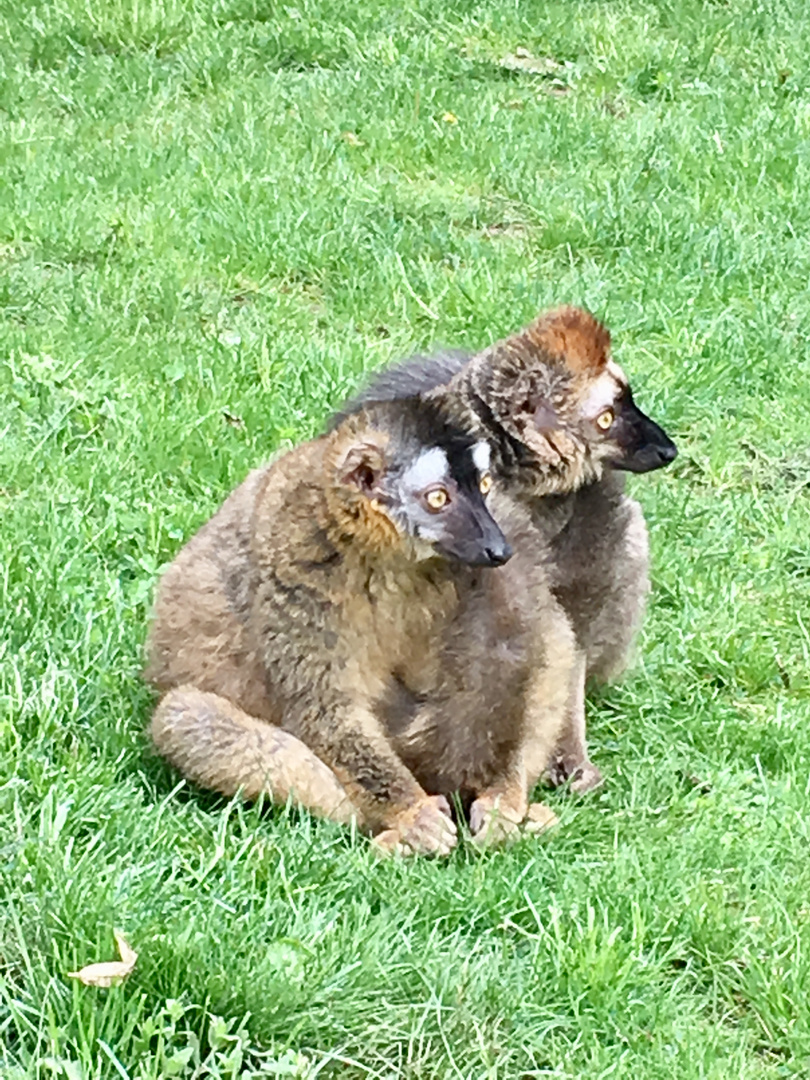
[3,0,810,1075]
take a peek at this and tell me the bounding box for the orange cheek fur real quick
[324,481,404,554]
[356,503,404,552]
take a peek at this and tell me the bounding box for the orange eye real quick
[479,473,493,495]
[425,487,449,511]
[596,409,614,431]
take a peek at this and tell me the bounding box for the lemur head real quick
[324,399,511,567]
[457,306,677,494]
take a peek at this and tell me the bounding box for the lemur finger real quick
[523,802,559,834]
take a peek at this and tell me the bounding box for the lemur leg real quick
[150,686,358,825]
[471,613,574,847]
[523,607,577,794]
[585,497,650,684]
[547,648,604,794]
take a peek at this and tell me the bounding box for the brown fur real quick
[339,306,676,795]
[146,402,571,853]
[524,305,611,376]
[423,313,623,792]
[151,687,354,822]
[380,489,575,845]
[431,308,623,497]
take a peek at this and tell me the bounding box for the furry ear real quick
[520,397,578,466]
[533,399,560,433]
[336,439,386,493]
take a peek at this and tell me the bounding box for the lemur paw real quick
[469,794,524,848]
[569,763,604,795]
[372,795,456,857]
[522,802,559,834]
[547,757,604,794]
[470,797,559,848]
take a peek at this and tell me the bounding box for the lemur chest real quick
[382,574,535,784]
[336,567,457,693]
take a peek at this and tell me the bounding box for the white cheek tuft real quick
[402,447,449,490]
[472,441,491,473]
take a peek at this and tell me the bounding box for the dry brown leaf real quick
[67,930,138,987]
[483,221,528,239]
[499,51,563,77]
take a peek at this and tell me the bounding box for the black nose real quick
[658,442,678,464]
[485,541,513,567]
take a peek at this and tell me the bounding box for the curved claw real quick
[547,757,604,795]
[469,795,523,849]
[470,798,559,848]
[372,796,457,858]
[569,763,604,794]
[522,802,559,835]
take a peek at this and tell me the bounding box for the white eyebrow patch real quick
[472,441,491,473]
[402,447,449,490]
[607,358,629,388]
[580,369,623,419]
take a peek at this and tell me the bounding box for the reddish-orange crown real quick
[524,306,611,376]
